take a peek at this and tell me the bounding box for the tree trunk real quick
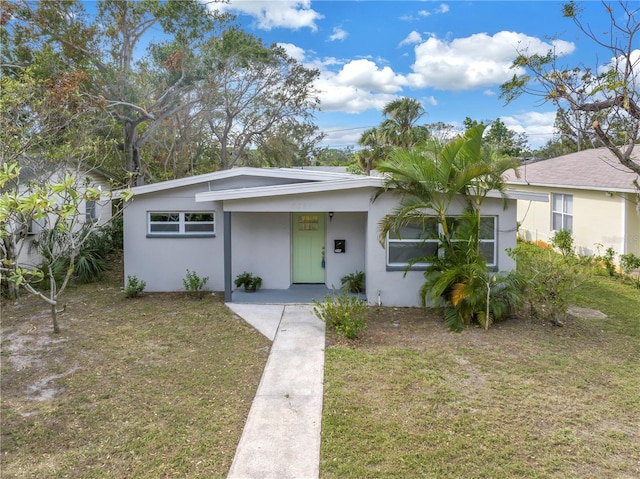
[51,302,60,334]
[124,120,143,185]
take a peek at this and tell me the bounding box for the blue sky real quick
[207,0,624,150]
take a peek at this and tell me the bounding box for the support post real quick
[224,211,232,302]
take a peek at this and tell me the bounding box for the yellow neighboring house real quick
[504,147,640,257]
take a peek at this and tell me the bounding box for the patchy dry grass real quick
[321,275,640,478]
[1,263,270,479]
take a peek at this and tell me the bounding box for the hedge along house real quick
[503,148,640,258]
[121,167,525,307]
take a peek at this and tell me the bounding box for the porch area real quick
[230,284,366,304]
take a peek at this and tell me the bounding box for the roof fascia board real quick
[505,180,635,194]
[506,189,549,202]
[195,177,384,202]
[114,167,359,198]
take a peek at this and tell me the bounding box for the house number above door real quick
[298,214,319,231]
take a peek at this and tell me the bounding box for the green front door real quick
[292,213,325,283]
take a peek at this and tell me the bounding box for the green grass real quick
[321,275,640,478]
[1,270,270,478]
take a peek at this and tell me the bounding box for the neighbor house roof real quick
[503,147,639,193]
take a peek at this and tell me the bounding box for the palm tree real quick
[379,97,430,148]
[355,127,387,175]
[376,125,521,330]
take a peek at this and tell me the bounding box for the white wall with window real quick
[386,216,498,270]
[367,192,517,307]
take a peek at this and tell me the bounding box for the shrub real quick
[620,253,640,274]
[509,242,588,325]
[340,271,365,293]
[551,230,574,256]
[313,289,367,340]
[125,275,146,298]
[597,246,618,276]
[234,272,262,291]
[183,269,209,297]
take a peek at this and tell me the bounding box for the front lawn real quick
[1,276,270,478]
[321,275,640,478]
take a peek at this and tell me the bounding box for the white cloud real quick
[436,4,450,14]
[410,31,576,90]
[328,26,348,42]
[277,43,306,62]
[501,111,557,148]
[208,0,323,31]
[315,75,398,114]
[425,95,438,106]
[335,59,407,94]
[399,31,423,47]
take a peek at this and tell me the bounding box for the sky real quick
[206,0,626,151]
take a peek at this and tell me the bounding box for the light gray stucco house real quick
[121,167,522,307]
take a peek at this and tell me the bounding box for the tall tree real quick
[355,127,387,175]
[379,97,430,148]
[198,28,321,170]
[376,126,520,330]
[500,0,640,175]
[463,117,530,157]
[7,0,230,184]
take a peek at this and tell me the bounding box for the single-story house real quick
[121,167,525,307]
[503,147,640,257]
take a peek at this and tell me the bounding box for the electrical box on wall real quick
[334,239,346,253]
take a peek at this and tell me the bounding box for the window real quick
[551,194,573,232]
[386,216,497,269]
[148,212,215,236]
[387,217,439,268]
[27,217,48,235]
[86,200,97,222]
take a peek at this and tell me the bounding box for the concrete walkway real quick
[226,303,326,479]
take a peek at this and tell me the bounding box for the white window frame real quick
[551,193,573,232]
[86,200,97,223]
[147,211,215,236]
[386,216,498,269]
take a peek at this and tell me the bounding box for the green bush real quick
[313,289,367,339]
[340,271,365,293]
[619,253,640,274]
[183,269,209,296]
[509,242,587,325]
[551,230,574,256]
[234,271,262,291]
[124,275,146,298]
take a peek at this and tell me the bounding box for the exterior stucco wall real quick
[515,185,629,256]
[325,212,367,290]
[228,211,367,291]
[231,212,292,289]
[221,188,373,213]
[624,193,640,256]
[365,193,517,307]
[123,184,224,292]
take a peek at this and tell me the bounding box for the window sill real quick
[386,264,429,272]
[146,234,216,239]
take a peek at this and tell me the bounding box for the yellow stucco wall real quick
[515,186,638,256]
